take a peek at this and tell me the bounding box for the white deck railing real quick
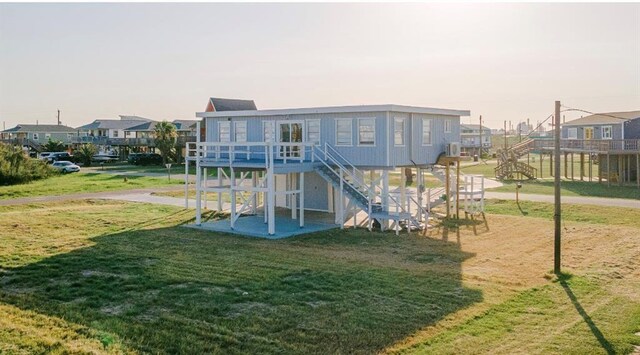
[188,141,319,167]
[532,139,640,152]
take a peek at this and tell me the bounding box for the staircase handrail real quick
[323,142,368,186]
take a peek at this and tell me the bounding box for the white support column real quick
[203,168,208,210]
[400,167,407,213]
[217,168,223,211]
[195,150,202,225]
[382,170,389,231]
[267,145,275,235]
[368,170,375,231]
[291,173,297,220]
[184,152,189,209]
[339,169,344,229]
[417,167,423,222]
[252,171,258,214]
[230,167,236,230]
[299,172,304,228]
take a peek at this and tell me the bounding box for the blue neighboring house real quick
[189,97,469,237]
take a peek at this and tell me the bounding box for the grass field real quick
[1,199,639,353]
[0,173,181,200]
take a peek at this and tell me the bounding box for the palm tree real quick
[42,139,66,152]
[154,121,177,165]
[74,144,97,167]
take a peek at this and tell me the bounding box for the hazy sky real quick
[1,3,639,129]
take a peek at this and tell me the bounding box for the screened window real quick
[336,119,352,146]
[306,120,320,145]
[358,119,376,146]
[263,121,274,142]
[234,121,247,142]
[32,133,39,140]
[567,128,577,139]
[602,126,612,139]
[422,118,432,145]
[394,117,405,146]
[218,121,231,142]
[444,119,452,133]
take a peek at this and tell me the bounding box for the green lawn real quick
[1,199,639,353]
[487,179,640,200]
[0,173,182,200]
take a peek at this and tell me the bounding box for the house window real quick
[567,128,577,140]
[306,120,321,145]
[358,118,376,146]
[45,133,51,139]
[336,119,352,146]
[263,121,274,142]
[218,121,231,142]
[444,119,452,133]
[602,126,612,139]
[113,130,119,138]
[32,133,39,140]
[394,117,405,146]
[67,133,74,139]
[234,121,247,142]
[422,118,432,145]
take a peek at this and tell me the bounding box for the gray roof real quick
[172,120,198,130]
[125,121,158,132]
[2,124,77,133]
[209,97,257,112]
[563,110,640,126]
[77,119,157,130]
[460,124,491,131]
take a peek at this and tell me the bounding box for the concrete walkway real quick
[485,191,640,209]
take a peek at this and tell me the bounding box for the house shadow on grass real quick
[0,225,482,353]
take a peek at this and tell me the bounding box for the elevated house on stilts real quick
[186,98,482,238]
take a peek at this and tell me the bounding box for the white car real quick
[52,161,80,173]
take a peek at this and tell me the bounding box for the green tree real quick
[154,121,177,165]
[74,144,97,167]
[42,139,66,152]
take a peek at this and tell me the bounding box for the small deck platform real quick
[184,208,338,239]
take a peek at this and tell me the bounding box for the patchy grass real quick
[488,179,640,200]
[1,200,639,353]
[0,173,182,200]
[484,199,640,227]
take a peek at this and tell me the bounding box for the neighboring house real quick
[77,115,154,140]
[460,124,491,155]
[191,100,469,237]
[561,110,640,140]
[1,124,79,152]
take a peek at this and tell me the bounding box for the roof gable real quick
[2,124,77,133]
[207,97,257,112]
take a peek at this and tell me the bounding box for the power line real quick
[560,105,633,121]
[526,113,554,138]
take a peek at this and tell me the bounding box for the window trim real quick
[357,118,376,147]
[394,117,405,146]
[32,133,39,140]
[601,125,612,140]
[567,127,578,140]
[218,121,231,142]
[422,118,432,146]
[262,121,275,142]
[335,118,353,146]
[234,121,247,142]
[306,119,321,145]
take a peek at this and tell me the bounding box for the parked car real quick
[127,153,144,164]
[39,152,53,161]
[52,161,80,173]
[131,153,163,165]
[48,152,72,163]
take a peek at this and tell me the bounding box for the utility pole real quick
[479,115,483,158]
[57,110,61,125]
[554,100,562,274]
[504,120,507,150]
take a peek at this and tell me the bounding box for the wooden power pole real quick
[554,100,562,274]
[57,110,61,125]
[504,120,507,150]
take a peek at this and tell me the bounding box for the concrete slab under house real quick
[183,98,488,239]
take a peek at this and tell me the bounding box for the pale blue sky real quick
[1,3,638,129]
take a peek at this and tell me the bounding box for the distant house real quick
[1,124,79,152]
[561,110,640,140]
[77,115,154,140]
[460,124,491,155]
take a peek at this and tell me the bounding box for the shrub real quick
[74,144,97,167]
[0,143,57,185]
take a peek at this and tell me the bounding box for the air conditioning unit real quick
[447,142,461,157]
